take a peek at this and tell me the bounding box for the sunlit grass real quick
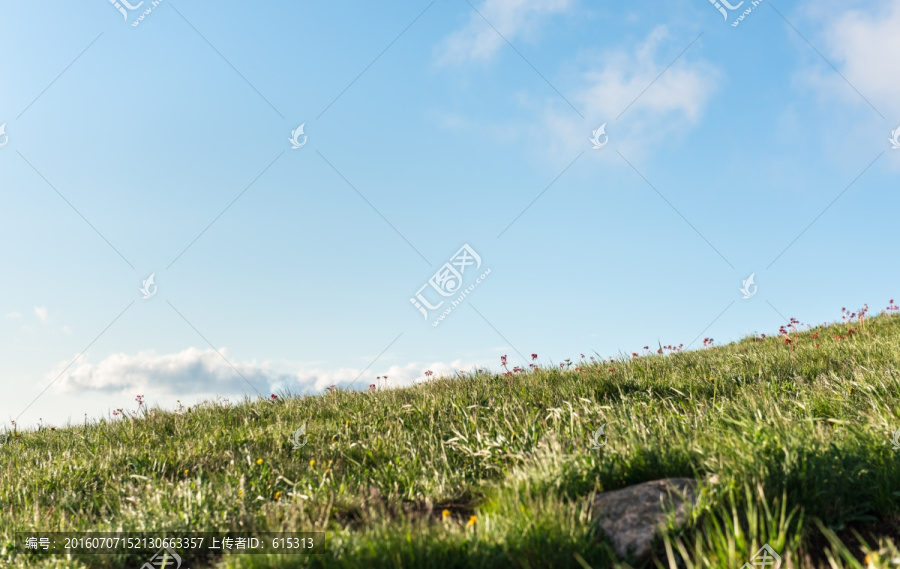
[2,311,899,567]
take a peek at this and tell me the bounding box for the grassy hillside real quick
[3,308,900,568]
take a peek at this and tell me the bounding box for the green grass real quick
[2,312,900,568]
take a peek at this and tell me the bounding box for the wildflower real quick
[369,384,376,391]
[256,458,263,465]
[708,377,714,382]
[309,460,316,467]
[442,509,451,520]
[500,355,508,366]
[135,395,144,405]
[467,515,477,527]
[184,469,190,475]
[324,468,331,474]
[238,490,243,496]
[274,491,282,500]
[270,394,278,401]
[632,352,638,358]
[531,353,537,361]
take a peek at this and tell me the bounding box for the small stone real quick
[593,477,698,562]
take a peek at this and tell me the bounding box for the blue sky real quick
[2,0,898,429]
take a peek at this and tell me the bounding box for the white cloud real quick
[434,26,718,166]
[536,26,719,164]
[5,311,21,320]
[436,0,570,65]
[804,0,900,117]
[50,346,481,398]
[34,306,48,322]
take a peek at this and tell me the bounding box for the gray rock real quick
[593,477,699,562]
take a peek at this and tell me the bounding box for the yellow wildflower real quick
[467,515,477,527]
[256,458,263,465]
[274,491,282,500]
[442,509,451,520]
[309,459,316,467]
[183,469,190,475]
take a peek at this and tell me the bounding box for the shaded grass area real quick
[2,313,900,567]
